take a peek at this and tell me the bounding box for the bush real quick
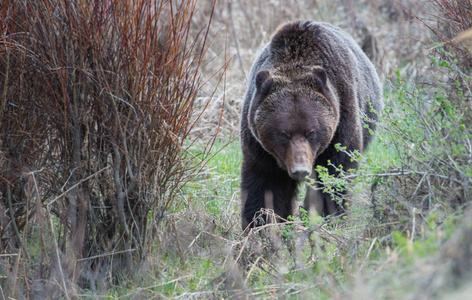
[0,0,225,297]
[371,53,470,227]
[366,0,472,238]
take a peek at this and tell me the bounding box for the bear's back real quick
[269,21,380,109]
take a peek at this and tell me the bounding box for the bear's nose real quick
[291,166,311,181]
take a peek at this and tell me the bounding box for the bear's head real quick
[248,66,339,181]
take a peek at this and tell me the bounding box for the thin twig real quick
[245,256,262,283]
[359,237,377,271]
[188,231,237,249]
[0,254,19,257]
[76,249,136,262]
[47,166,111,207]
[31,171,70,300]
[5,160,22,249]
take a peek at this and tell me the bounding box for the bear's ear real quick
[312,66,327,90]
[255,70,273,97]
[248,70,273,135]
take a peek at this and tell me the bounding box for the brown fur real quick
[240,21,382,229]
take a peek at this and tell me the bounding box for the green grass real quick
[182,138,242,220]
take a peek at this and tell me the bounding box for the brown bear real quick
[240,21,382,229]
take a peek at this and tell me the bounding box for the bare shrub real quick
[418,0,472,70]
[0,0,226,297]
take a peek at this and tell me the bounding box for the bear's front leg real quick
[304,182,349,217]
[304,146,358,217]
[240,162,298,230]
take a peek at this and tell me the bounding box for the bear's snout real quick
[291,166,312,181]
[285,139,314,182]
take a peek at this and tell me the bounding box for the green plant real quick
[371,55,471,226]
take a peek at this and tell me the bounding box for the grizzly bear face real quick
[248,67,339,182]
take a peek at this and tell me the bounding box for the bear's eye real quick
[280,132,290,141]
[306,131,315,139]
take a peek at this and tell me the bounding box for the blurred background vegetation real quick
[1,0,472,299]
